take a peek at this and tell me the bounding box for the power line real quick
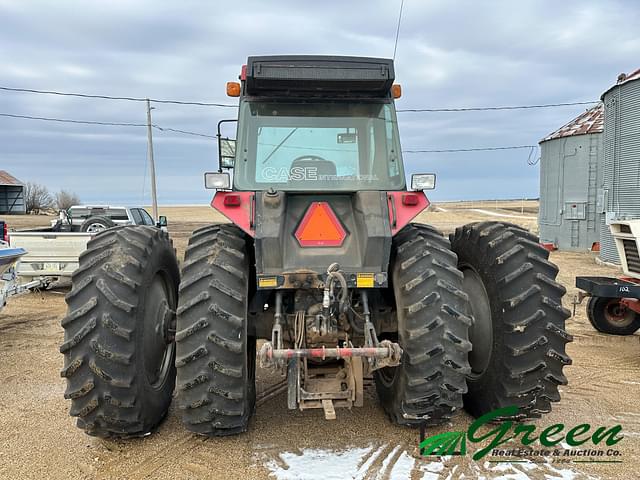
[0,112,146,127]
[1,110,544,154]
[397,101,597,112]
[0,112,215,139]
[392,0,405,60]
[1,85,599,112]
[152,125,216,139]
[403,145,537,153]
[0,86,238,108]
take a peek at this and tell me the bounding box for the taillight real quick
[402,193,420,206]
[2,222,8,243]
[223,194,242,207]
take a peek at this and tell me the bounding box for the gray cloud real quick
[1,0,638,203]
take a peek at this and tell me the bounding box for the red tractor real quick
[61,56,571,438]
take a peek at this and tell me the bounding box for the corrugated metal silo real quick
[538,104,604,250]
[600,68,640,263]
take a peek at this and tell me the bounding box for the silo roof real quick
[540,103,603,142]
[601,67,640,98]
[0,170,24,186]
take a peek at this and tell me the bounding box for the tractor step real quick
[322,399,336,420]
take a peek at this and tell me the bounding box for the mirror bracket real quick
[217,119,238,172]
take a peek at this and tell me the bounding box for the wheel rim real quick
[86,223,106,233]
[461,265,493,379]
[143,271,175,389]
[604,300,635,328]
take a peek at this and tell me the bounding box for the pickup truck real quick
[8,205,166,280]
[9,230,93,279]
[53,205,162,233]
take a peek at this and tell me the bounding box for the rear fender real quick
[212,190,430,239]
[387,191,430,235]
[211,191,256,237]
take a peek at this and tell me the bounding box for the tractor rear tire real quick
[175,224,256,436]
[61,226,179,438]
[375,223,472,426]
[450,221,572,420]
[587,296,640,335]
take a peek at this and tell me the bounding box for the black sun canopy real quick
[244,55,395,98]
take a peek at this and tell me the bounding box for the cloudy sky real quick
[0,0,638,204]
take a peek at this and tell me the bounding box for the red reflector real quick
[240,64,247,81]
[402,194,419,206]
[223,194,242,207]
[295,202,347,247]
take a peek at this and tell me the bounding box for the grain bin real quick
[600,68,640,264]
[538,104,604,250]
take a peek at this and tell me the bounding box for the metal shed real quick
[0,171,26,215]
[600,68,640,264]
[538,104,604,250]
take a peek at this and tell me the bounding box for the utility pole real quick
[146,99,159,222]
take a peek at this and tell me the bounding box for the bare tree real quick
[55,190,81,211]
[24,182,53,214]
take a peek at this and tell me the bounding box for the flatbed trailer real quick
[575,276,640,303]
[574,220,640,335]
[0,245,50,313]
[574,276,640,335]
[1,273,51,312]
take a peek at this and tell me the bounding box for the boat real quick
[0,246,27,277]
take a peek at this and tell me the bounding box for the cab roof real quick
[244,55,395,98]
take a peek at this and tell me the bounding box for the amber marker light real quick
[226,81,241,97]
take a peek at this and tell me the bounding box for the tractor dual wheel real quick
[587,296,640,335]
[376,223,472,426]
[175,224,256,436]
[450,221,572,419]
[61,226,179,438]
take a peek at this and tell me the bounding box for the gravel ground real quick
[0,204,638,479]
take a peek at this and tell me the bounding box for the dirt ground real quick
[1,202,638,480]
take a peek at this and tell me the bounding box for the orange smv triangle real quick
[295,202,347,247]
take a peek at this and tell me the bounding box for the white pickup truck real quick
[9,230,92,279]
[7,205,165,281]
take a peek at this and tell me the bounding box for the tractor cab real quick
[207,56,432,290]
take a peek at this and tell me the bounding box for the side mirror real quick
[204,172,231,190]
[157,215,168,227]
[219,138,236,169]
[411,173,436,191]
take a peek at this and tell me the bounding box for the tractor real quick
[60,56,572,438]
